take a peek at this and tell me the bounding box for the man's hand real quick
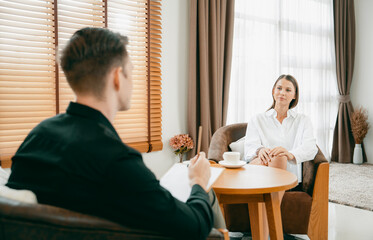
[269,146,294,160]
[188,152,211,192]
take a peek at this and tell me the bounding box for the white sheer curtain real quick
[227,0,338,159]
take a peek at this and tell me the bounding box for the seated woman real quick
[244,74,318,237]
[245,74,317,178]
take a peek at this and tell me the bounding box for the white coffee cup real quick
[223,152,240,164]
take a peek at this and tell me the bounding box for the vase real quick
[353,144,363,165]
[178,154,184,163]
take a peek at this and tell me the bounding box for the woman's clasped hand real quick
[256,147,294,166]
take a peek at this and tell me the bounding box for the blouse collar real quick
[266,108,297,118]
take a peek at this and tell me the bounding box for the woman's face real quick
[272,78,296,109]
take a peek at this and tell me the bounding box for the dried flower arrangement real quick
[169,134,194,163]
[351,107,370,144]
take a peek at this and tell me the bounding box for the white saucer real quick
[218,160,246,169]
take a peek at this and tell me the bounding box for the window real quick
[227,0,337,158]
[0,0,162,167]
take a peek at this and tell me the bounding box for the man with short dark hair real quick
[7,27,219,239]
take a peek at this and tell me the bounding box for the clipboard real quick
[160,163,224,202]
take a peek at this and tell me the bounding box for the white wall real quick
[142,0,190,178]
[351,0,373,163]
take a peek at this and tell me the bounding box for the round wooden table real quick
[212,164,298,240]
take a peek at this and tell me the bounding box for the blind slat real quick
[0,70,54,77]
[0,63,54,71]
[0,44,55,54]
[0,2,54,14]
[0,57,54,65]
[0,26,54,37]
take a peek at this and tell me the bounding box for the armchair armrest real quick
[207,228,229,240]
[302,147,328,196]
[307,162,329,240]
[311,163,329,205]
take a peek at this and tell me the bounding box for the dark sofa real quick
[0,196,228,240]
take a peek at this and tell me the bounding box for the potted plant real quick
[169,134,194,163]
[351,107,370,164]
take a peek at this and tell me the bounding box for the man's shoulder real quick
[32,113,113,139]
[27,114,67,138]
[32,113,70,128]
[25,112,141,157]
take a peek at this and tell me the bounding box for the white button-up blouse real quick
[244,108,318,183]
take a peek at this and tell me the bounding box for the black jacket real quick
[7,102,213,240]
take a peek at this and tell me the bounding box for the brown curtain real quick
[331,0,366,163]
[188,0,235,157]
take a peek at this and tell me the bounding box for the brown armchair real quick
[0,196,229,240]
[208,123,329,240]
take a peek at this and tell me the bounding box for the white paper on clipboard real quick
[160,163,224,202]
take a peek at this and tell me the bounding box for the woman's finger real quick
[263,151,271,163]
[269,148,277,156]
[264,152,271,165]
[272,148,285,156]
[268,148,277,156]
[260,153,268,165]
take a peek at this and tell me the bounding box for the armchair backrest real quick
[208,123,247,162]
[208,123,328,196]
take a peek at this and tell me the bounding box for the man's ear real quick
[113,67,122,91]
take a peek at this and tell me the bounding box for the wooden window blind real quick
[0,0,162,167]
[0,0,56,167]
[57,0,106,112]
[108,0,162,152]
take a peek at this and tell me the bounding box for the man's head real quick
[61,27,132,110]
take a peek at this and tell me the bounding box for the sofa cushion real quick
[229,137,245,160]
[208,123,247,162]
[0,186,37,204]
[0,166,10,185]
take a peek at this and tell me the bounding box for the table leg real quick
[264,192,283,240]
[216,194,225,218]
[248,202,266,240]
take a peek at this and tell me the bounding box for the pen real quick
[188,126,202,167]
[197,125,202,156]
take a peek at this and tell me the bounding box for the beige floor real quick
[292,202,373,240]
